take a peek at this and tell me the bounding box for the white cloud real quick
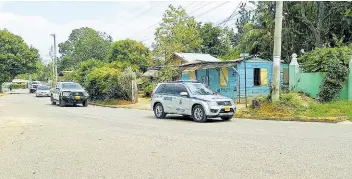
[0,1,242,62]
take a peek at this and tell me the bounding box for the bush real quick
[318,62,349,102]
[300,46,352,102]
[85,65,137,101]
[117,67,137,100]
[11,83,26,89]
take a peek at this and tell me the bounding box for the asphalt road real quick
[1,93,352,179]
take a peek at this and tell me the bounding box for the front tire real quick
[59,97,66,107]
[154,103,166,119]
[51,96,56,105]
[82,99,88,107]
[192,105,207,123]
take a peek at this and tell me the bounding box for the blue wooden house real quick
[178,53,289,99]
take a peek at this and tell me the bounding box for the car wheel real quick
[82,99,88,107]
[192,105,207,123]
[221,116,232,121]
[154,103,166,119]
[50,96,56,105]
[59,98,66,107]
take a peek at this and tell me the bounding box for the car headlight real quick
[83,91,89,96]
[62,91,71,97]
[207,101,218,106]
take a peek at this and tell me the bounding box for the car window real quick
[62,83,83,89]
[155,84,166,94]
[174,84,188,95]
[185,83,214,95]
[38,86,50,90]
[155,84,175,95]
[163,84,175,95]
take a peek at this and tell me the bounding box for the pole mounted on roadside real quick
[240,53,249,108]
[271,1,283,102]
[50,34,57,87]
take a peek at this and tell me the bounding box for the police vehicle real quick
[51,82,89,107]
[151,80,236,122]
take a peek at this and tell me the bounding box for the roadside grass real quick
[236,92,350,122]
[90,97,151,110]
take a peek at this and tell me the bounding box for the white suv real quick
[151,81,236,122]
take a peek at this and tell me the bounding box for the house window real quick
[189,71,196,80]
[254,68,268,86]
[219,68,228,87]
[283,68,289,85]
[254,68,261,86]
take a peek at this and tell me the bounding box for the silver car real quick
[35,85,51,97]
[151,81,236,122]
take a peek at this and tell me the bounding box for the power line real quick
[119,2,164,27]
[188,1,213,15]
[194,1,230,18]
[217,1,244,27]
[128,1,197,39]
[140,1,234,44]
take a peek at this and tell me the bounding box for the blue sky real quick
[0,1,246,62]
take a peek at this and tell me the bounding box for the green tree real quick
[152,5,202,64]
[0,29,40,89]
[199,23,231,58]
[233,1,352,62]
[58,27,112,70]
[107,39,151,72]
[75,58,106,84]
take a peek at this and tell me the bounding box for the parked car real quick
[150,80,236,123]
[35,85,51,97]
[50,82,89,107]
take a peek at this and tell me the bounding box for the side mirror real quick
[180,92,188,97]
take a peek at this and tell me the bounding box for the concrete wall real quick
[289,57,351,99]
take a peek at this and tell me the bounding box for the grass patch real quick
[236,92,349,122]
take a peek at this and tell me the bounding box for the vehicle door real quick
[160,84,175,113]
[173,84,191,115]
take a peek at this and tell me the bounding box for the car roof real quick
[59,82,76,84]
[160,80,201,85]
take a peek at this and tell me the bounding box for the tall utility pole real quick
[271,1,283,102]
[49,46,54,86]
[50,34,57,87]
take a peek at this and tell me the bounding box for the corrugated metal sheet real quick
[174,53,221,63]
[142,70,159,77]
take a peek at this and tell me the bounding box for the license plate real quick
[75,96,81,100]
[224,106,231,112]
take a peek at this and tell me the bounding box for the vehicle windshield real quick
[185,83,215,95]
[62,83,83,89]
[37,86,50,90]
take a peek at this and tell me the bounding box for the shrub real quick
[117,67,137,100]
[85,65,137,101]
[11,83,26,89]
[300,46,352,102]
[85,66,119,100]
